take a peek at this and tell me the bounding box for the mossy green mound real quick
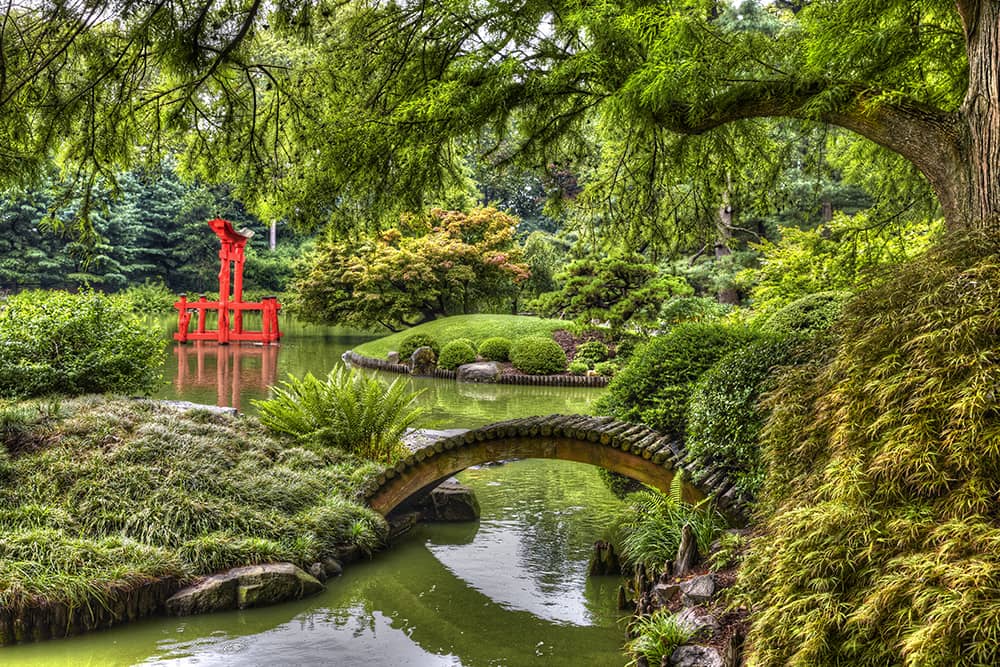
[354,314,566,359]
[742,236,1000,665]
[0,397,386,615]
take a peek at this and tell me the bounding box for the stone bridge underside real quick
[364,415,749,523]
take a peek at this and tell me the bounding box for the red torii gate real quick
[174,218,282,344]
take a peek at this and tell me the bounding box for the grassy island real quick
[352,314,568,359]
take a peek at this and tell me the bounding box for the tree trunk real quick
[716,187,740,305]
[957,0,1000,232]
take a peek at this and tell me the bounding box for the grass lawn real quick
[353,314,570,358]
[0,396,386,617]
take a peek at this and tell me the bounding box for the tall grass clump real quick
[613,477,727,573]
[253,367,424,462]
[0,290,163,399]
[624,609,696,667]
[741,234,1000,665]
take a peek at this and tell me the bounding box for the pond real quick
[4,318,629,666]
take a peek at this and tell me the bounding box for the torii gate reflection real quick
[173,342,278,411]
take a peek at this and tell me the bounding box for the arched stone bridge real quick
[364,415,750,523]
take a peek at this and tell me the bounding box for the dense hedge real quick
[397,333,440,360]
[478,336,512,361]
[742,236,1000,665]
[685,336,799,498]
[0,290,164,399]
[510,336,567,375]
[573,341,609,366]
[758,290,851,336]
[438,340,478,370]
[594,322,757,437]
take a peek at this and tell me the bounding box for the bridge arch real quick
[364,415,749,522]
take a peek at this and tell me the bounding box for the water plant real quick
[253,367,424,463]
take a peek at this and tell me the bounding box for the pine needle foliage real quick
[741,235,1000,666]
[253,367,425,463]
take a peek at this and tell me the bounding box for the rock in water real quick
[456,361,501,383]
[410,346,437,376]
[387,351,401,364]
[417,479,481,521]
[166,563,324,615]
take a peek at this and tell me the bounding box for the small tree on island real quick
[293,207,530,331]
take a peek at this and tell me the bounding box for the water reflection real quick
[173,343,279,411]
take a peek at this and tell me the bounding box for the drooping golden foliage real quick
[742,234,1000,666]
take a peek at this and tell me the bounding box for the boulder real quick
[668,645,725,667]
[456,361,501,383]
[653,582,680,605]
[308,562,327,582]
[387,351,401,364]
[674,523,699,577]
[675,608,719,638]
[418,479,481,521]
[322,557,343,578]
[165,563,324,616]
[679,574,716,607]
[410,346,437,376]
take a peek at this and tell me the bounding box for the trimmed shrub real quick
[478,336,512,361]
[594,361,619,377]
[0,290,164,399]
[741,236,1000,665]
[398,333,440,360]
[685,336,799,498]
[510,336,567,375]
[574,340,609,366]
[594,322,757,437]
[438,340,478,370]
[758,290,851,336]
[568,360,589,375]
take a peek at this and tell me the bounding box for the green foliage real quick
[595,323,757,437]
[614,482,727,573]
[568,360,589,375]
[355,314,566,359]
[709,531,746,572]
[293,208,530,331]
[438,340,478,370]
[573,341,609,366]
[659,296,734,327]
[0,290,164,399]
[531,253,692,330]
[477,336,512,361]
[509,336,567,375]
[612,331,650,363]
[685,337,799,498]
[594,361,618,378]
[121,278,177,314]
[253,368,425,463]
[740,235,1000,665]
[740,212,940,315]
[398,334,441,360]
[758,290,851,337]
[0,397,387,613]
[624,609,696,667]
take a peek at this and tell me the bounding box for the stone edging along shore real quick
[342,350,610,388]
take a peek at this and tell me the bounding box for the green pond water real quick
[3,318,629,666]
